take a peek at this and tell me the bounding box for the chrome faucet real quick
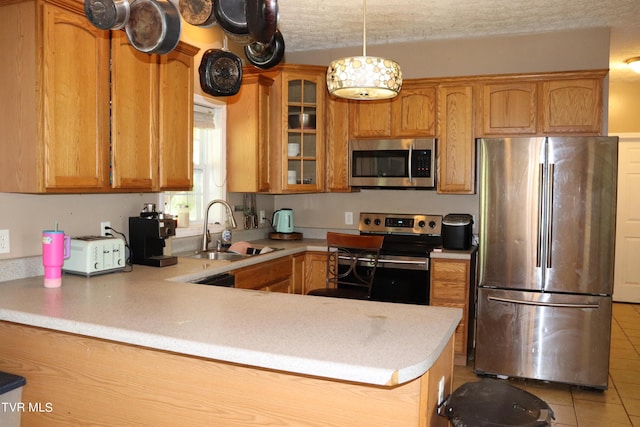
[201,199,238,252]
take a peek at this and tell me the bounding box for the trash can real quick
[439,378,555,427]
[0,371,26,427]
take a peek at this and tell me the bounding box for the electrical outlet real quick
[0,229,10,254]
[344,212,353,225]
[259,210,266,224]
[100,221,111,237]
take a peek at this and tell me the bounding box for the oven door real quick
[342,255,430,305]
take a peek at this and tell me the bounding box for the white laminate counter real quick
[0,240,462,387]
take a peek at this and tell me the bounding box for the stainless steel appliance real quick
[349,138,436,189]
[351,212,443,304]
[475,136,618,389]
[63,236,126,276]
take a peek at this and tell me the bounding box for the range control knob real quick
[374,218,382,226]
[363,217,371,225]
[418,220,426,228]
[429,221,437,228]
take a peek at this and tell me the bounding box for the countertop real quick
[0,239,462,387]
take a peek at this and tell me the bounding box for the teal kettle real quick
[272,209,294,233]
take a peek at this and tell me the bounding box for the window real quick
[161,95,226,236]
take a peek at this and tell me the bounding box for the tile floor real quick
[453,302,640,426]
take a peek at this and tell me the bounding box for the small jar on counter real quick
[177,204,190,228]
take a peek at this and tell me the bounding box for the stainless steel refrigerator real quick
[475,136,618,389]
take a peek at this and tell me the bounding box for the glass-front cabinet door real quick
[281,70,325,192]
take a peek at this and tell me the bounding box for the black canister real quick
[442,214,473,250]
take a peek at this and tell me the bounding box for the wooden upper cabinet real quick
[480,82,537,135]
[349,99,392,138]
[227,74,274,193]
[391,82,437,137]
[540,78,602,134]
[158,44,197,190]
[325,95,351,192]
[478,72,605,137]
[227,65,326,194]
[43,2,111,191]
[111,31,158,191]
[437,84,475,194]
[112,33,197,191]
[349,81,437,139]
[0,0,196,193]
[279,69,326,193]
[0,0,111,193]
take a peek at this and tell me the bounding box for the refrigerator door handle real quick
[546,163,555,269]
[488,295,600,309]
[536,163,545,268]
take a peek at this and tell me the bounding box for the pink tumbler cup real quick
[42,230,71,288]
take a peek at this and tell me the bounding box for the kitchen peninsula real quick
[0,245,461,426]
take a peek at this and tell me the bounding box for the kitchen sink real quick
[190,251,248,261]
[187,247,285,261]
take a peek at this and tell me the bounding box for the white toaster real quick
[63,236,126,277]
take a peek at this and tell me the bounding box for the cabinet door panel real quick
[541,79,602,134]
[111,32,158,190]
[234,257,292,290]
[437,85,474,194]
[227,75,272,192]
[158,49,194,190]
[282,73,325,193]
[325,96,351,192]
[481,82,537,135]
[43,3,110,190]
[304,252,328,294]
[392,84,437,137]
[349,100,391,138]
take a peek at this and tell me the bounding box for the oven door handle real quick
[377,258,428,266]
[338,256,428,266]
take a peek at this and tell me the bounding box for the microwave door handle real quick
[408,143,413,183]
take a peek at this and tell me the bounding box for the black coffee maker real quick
[129,205,177,267]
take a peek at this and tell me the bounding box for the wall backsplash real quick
[0,192,150,260]
[274,190,479,232]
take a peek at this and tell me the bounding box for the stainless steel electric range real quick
[356,212,443,305]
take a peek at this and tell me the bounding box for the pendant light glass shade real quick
[326,0,402,100]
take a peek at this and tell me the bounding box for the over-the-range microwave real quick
[349,138,436,189]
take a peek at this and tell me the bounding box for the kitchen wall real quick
[609,82,640,133]
[276,27,611,231]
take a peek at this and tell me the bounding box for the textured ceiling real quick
[276,0,640,83]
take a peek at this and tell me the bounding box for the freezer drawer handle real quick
[487,296,600,309]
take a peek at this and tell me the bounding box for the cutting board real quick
[269,232,303,240]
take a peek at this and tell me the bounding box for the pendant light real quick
[626,57,640,73]
[326,0,402,100]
